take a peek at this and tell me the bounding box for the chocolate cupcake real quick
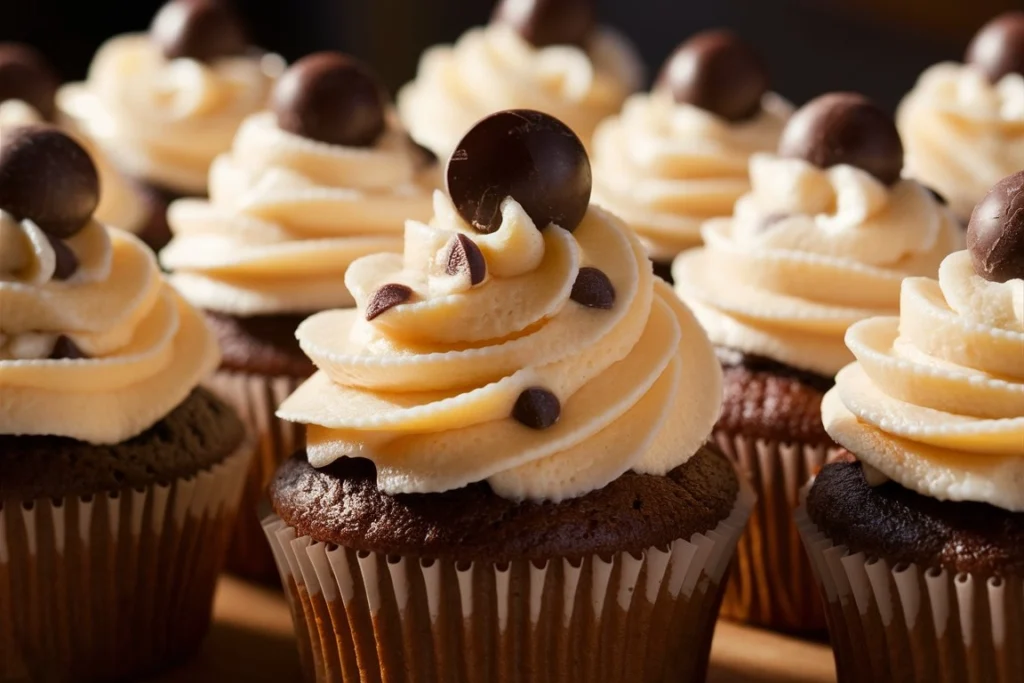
[262,109,751,682]
[672,93,962,632]
[898,11,1024,224]
[0,127,252,680]
[798,170,1024,681]
[160,52,435,581]
[56,0,283,207]
[592,30,791,276]
[397,0,643,161]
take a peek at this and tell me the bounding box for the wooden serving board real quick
[152,577,837,682]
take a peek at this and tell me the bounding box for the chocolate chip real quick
[778,93,903,186]
[966,169,1024,283]
[657,29,769,122]
[0,125,99,238]
[0,43,60,121]
[965,11,1024,83]
[150,0,249,63]
[512,387,561,429]
[445,233,486,285]
[570,266,614,309]
[49,335,87,360]
[365,283,413,321]
[491,0,596,48]
[446,109,591,234]
[45,233,78,281]
[273,52,388,148]
[923,186,948,206]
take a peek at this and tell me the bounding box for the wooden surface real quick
[152,577,837,682]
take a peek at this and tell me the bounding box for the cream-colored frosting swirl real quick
[0,212,219,444]
[161,112,436,316]
[824,250,1024,509]
[898,63,1024,221]
[277,192,723,502]
[397,24,643,160]
[592,91,791,260]
[673,154,963,376]
[58,35,283,196]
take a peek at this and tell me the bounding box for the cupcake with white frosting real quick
[798,170,1024,683]
[673,93,962,631]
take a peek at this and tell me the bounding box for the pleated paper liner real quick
[714,430,837,633]
[0,439,252,683]
[206,369,305,582]
[796,500,1024,682]
[262,481,754,683]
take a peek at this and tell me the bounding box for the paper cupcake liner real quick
[262,481,754,683]
[0,438,252,682]
[205,369,306,582]
[797,498,1024,682]
[714,430,838,632]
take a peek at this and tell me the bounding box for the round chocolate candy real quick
[657,29,769,122]
[446,109,591,234]
[965,11,1024,83]
[0,43,60,120]
[273,52,388,147]
[150,0,249,63]
[0,126,100,238]
[778,92,903,186]
[491,0,596,48]
[512,387,561,429]
[967,170,1024,283]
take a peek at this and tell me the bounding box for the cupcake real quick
[0,127,252,681]
[672,93,962,631]
[262,109,751,682]
[160,52,435,580]
[798,170,1024,682]
[0,43,169,250]
[592,30,790,278]
[57,0,283,213]
[397,0,643,160]
[897,11,1024,223]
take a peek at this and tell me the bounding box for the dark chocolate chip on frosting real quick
[445,233,486,285]
[365,283,413,321]
[0,43,60,120]
[967,169,1024,283]
[965,11,1024,83]
[272,52,388,148]
[49,335,87,360]
[0,125,99,238]
[491,0,596,48]
[512,387,561,429]
[570,266,614,309]
[657,29,769,122]
[446,109,592,234]
[778,92,903,186]
[150,0,249,63]
[46,233,79,281]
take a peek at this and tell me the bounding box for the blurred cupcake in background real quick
[592,30,790,279]
[57,0,283,215]
[397,0,643,160]
[160,51,435,581]
[672,93,962,632]
[0,42,169,249]
[897,11,1024,223]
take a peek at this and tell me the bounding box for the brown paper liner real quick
[797,499,1024,682]
[0,438,252,683]
[714,430,838,633]
[205,369,305,582]
[262,482,754,683]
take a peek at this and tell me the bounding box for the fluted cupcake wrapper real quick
[0,438,252,683]
[262,481,754,683]
[714,430,836,633]
[205,369,306,582]
[796,499,1024,682]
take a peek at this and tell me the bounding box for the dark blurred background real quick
[3,0,1020,111]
